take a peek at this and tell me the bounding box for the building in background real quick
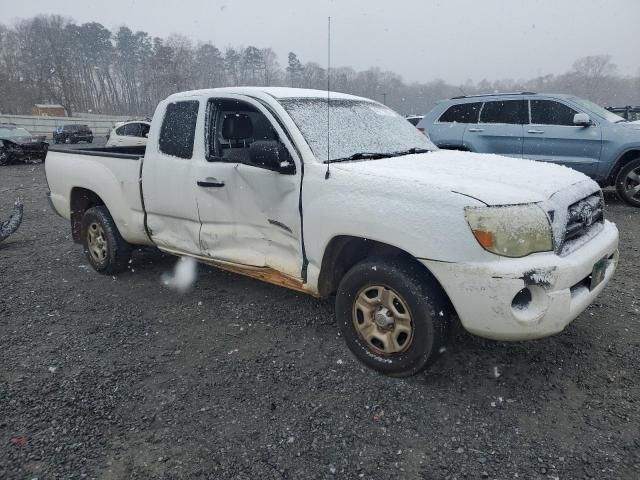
[31,104,66,117]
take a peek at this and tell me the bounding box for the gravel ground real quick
[1,163,638,480]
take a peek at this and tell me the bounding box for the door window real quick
[206,98,293,171]
[479,100,527,124]
[438,102,482,123]
[530,100,578,126]
[159,100,199,159]
[123,123,141,136]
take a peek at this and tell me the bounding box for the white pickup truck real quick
[46,87,619,376]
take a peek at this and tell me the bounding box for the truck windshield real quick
[280,98,436,162]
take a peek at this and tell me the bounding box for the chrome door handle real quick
[197,177,225,188]
[528,129,545,134]
[467,128,484,132]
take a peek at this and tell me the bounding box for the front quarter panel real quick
[599,124,640,180]
[302,162,489,290]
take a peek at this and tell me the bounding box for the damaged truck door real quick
[195,96,303,278]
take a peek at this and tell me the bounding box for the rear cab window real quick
[159,100,200,159]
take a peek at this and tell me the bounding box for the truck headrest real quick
[222,113,253,140]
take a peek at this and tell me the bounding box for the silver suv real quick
[418,92,640,207]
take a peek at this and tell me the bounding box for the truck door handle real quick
[528,129,545,134]
[467,128,484,132]
[197,177,225,188]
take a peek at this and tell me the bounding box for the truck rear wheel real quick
[335,257,451,377]
[616,158,640,207]
[81,206,131,274]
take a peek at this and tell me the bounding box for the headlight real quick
[464,204,553,257]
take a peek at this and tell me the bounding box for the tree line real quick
[0,15,638,117]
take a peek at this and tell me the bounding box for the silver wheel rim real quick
[87,222,108,263]
[352,285,414,355]
[623,167,640,200]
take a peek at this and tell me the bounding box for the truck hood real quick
[331,150,596,205]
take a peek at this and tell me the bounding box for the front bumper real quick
[422,220,619,341]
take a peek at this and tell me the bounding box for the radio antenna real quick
[325,16,331,180]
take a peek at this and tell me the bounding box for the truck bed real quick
[45,145,152,246]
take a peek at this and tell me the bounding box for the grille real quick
[560,192,604,255]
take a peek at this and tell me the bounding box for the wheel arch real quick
[70,187,105,243]
[607,149,640,186]
[317,235,451,303]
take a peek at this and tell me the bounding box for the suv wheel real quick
[615,158,640,207]
[336,257,451,377]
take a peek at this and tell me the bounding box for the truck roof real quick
[166,86,371,102]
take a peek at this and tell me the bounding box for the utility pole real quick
[382,92,387,105]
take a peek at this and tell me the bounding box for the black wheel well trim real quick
[69,187,105,243]
[607,149,640,185]
[317,235,453,302]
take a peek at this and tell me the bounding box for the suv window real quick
[530,100,578,126]
[140,123,150,137]
[439,102,482,123]
[159,101,199,159]
[479,100,527,124]
[121,123,141,136]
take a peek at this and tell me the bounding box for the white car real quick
[45,87,619,376]
[105,121,150,147]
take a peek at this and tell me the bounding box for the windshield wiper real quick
[391,147,431,157]
[323,148,431,164]
[323,152,395,164]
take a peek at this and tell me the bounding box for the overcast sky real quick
[6,0,639,84]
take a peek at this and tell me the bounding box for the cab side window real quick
[531,100,578,126]
[159,101,199,159]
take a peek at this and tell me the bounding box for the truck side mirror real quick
[249,140,295,174]
[573,113,592,126]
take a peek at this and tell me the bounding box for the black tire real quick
[336,257,451,377]
[80,206,131,274]
[616,158,640,207]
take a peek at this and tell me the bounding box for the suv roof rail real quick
[450,91,537,100]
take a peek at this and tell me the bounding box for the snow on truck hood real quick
[332,150,596,206]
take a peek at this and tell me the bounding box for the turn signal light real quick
[471,230,495,249]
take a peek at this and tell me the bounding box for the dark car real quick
[53,124,94,144]
[607,106,640,123]
[0,124,49,165]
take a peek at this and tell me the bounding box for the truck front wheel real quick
[80,206,131,274]
[336,258,451,377]
[616,158,640,207]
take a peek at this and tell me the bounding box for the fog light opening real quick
[512,287,532,311]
